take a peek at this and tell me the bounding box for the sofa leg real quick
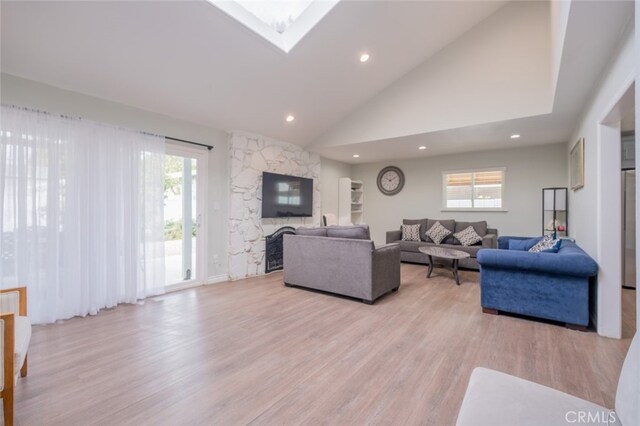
[482,307,498,315]
[362,299,374,305]
[284,283,293,287]
[3,388,13,426]
[566,323,588,332]
[21,355,27,378]
[391,287,399,292]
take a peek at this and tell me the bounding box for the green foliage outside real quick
[164,155,183,200]
[164,220,197,241]
[163,156,198,241]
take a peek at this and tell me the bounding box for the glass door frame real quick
[165,142,209,291]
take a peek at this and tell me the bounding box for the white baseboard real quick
[165,281,202,293]
[205,274,229,285]
[165,275,229,293]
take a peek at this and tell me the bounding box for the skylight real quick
[234,0,314,34]
[209,0,340,53]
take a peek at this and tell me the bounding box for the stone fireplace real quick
[228,131,321,280]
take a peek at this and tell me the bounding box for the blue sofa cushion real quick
[477,240,598,277]
[508,237,542,251]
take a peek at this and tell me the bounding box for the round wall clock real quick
[377,166,405,196]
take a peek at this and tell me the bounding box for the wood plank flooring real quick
[13,264,635,425]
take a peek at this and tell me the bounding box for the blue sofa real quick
[477,237,598,329]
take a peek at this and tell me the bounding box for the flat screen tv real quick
[261,172,313,218]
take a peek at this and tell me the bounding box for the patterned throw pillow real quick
[528,234,561,253]
[453,226,482,246]
[426,221,452,245]
[401,224,421,241]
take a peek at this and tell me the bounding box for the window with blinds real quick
[443,168,505,210]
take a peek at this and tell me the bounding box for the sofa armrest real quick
[482,234,497,249]
[0,287,27,316]
[1,312,15,394]
[372,244,401,298]
[386,230,402,244]
[487,228,498,236]
[477,248,598,277]
[374,243,400,256]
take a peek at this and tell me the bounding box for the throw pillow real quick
[453,226,482,246]
[426,221,452,245]
[454,221,488,238]
[528,235,561,253]
[401,224,421,242]
[426,219,456,244]
[508,237,543,251]
[403,219,428,241]
[541,238,563,253]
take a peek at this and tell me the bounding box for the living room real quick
[0,0,639,424]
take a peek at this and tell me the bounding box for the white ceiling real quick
[0,1,633,164]
[0,0,504,145]
[313,0,635,163]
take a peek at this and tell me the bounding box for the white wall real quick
[351,143,568,246]
[636,0,640,336]
[320,157,352,218]
[312,1,553,149]
[0,73,230,280]
[566,25,635,338]
[567,28,635,259]
[550,0,571,97]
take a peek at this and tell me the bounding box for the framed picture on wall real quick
[570,137,584,191]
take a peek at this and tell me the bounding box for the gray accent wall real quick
[351,143,568,246]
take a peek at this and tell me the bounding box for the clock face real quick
[377,166,405,195]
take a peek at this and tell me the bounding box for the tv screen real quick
[261,172,313,218]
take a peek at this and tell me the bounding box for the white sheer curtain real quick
[0,105,165,324]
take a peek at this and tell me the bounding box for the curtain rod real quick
[2,104,214,151]
[165,136,213,151]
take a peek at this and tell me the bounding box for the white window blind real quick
[443,168,505,210]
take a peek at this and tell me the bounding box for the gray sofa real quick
[386,219,498,270]
[283,225,401,304]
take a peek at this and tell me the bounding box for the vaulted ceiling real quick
[0,1,634,163]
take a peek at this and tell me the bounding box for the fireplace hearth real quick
[265,226,296,274]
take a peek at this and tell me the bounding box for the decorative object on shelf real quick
[265,226,296,273]
[377,166,405,195]
[570,137,584,190]
[543,187,568,238]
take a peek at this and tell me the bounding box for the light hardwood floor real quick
[14,264,636,425]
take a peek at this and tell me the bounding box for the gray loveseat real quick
[386,219,498,270]
[283,225,401,304]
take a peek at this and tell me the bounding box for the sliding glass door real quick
[164,143,208,290]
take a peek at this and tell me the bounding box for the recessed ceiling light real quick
[419,146,427,150]
[360,53,370,63]
[510,134,520,139]
[353,154,360,158]
[286,115,295,123]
